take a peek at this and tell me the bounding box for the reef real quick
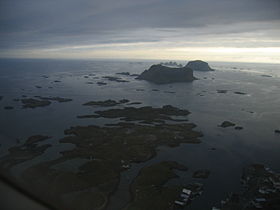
[0,135,51,170]
[83,99,129,107]
[21,98,51,108]
[97,82,107,86]
[235,126,243,130]
[103,76,129,83]
[21,96,72,108]
[217,90,228,94]
[234,91,247,95]
[219,121,236,128]
[192,169,210,179]
[34,96,72,103]
[261,74,272,78]
[127,102,142,105]
[116,72,130,76]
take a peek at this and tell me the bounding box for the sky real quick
[0,0,280,63]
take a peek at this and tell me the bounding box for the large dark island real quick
[137,64,196,84]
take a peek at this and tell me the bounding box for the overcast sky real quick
[1,0,280,63]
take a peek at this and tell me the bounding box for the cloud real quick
[0,0,279,62]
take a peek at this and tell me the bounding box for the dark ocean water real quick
[0,58,280,209]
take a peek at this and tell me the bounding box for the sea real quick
[0,58,280,210]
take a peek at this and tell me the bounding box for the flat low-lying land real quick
[0,104,203,210]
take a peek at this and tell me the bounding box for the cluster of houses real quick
[174,188,192,207]
[250,167,280,209]
[212,166,280,210]
[251,198,267,209]
[173,166,280,209]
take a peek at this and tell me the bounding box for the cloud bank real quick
[1,0,280,62]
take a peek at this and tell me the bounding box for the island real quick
[0,104,203,210]
[137,64,196,84]
[20,96,72,108]
[83,99,129,107]
[186,60,214,71]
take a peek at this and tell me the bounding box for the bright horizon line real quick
[0,46,280,64]
[1,56,279,66]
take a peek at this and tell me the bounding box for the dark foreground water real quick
[0,58,280,209]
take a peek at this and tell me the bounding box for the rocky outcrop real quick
[137,64,195,84]
[219,121,236,128]
[192,169,210,179]
[186,60,214,71]
[160,61,183,67]
[83,99,129,107]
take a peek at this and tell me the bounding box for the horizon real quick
[1,0,280,64]
[1,56,280,66]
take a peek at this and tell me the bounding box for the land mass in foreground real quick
[0,104,202,210]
